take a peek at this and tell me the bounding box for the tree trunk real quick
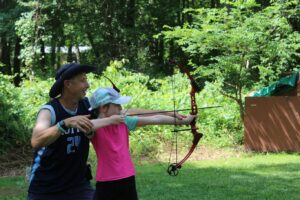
[56,46,61,68]
[187,0,194,24]
[211,0,220,8]
[237,98,244,122]
[158,39,164,64]
[255,0,271,8]
[126,0,135,27]
[67,44,73,63]
[40,39,46,71]
[50,38,56,69]
[182,0,186,24]
[86,32,100,60]
[0,37,3,73]
[105,2,117,59]
[177,0,181,25]
[0,35,12,75]
[13,37,21,86]
[75,45,80,63]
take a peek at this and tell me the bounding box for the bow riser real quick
[167,60,204,176]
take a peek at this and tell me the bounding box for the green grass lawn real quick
[0,153,299,200]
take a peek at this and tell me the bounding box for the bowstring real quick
[168,67,178,167]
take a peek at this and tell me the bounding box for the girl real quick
[89,87,197,200]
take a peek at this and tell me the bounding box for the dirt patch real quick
[133,144,246,165]
[186,145,245,160]
[0,144,33,177]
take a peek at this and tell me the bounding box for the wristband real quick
[57,121,67,135]
[60,120,68,130]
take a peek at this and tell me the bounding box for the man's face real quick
[64,73,90,99]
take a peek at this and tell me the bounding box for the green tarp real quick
[252,72,299,97]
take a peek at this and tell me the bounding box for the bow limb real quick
[167,60,203,176]
[103,75,121,93]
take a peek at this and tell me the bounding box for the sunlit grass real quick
[0,153,299,200]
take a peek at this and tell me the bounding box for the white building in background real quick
[36,46,92,53]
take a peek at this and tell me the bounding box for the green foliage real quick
[0,1,20,34]
[0,60,241,155]
[200,83,243,146]
[161,3,300,121]
[87,62,242,153]
[13,0,208,75]
[2,0,300,162]
[0,74,28,154]
[15,10,37,69]
[221,0,261,9]
[164,5,300,84]
[0,74,52,154]
[17,78,52,127]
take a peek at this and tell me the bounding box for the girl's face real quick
[100,103,122,117]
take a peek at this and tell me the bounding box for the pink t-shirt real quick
[91,117,138,182]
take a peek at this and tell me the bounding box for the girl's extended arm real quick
[86,115,125,139]
[91,115,125,130]
[123,108,186,120]
[136,114,196,127]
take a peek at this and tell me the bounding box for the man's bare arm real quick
[31,109,61,150]
[31,110,94,149]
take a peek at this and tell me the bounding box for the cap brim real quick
[111,96,132,105]
[49,64,96,98]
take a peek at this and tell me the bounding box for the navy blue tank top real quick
[28,98,91,194]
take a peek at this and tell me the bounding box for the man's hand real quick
[64,115,93,133]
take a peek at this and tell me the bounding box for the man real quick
[28,63,185,200]
[28,63,97,200]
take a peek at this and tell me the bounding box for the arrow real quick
[127,105,222,116]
